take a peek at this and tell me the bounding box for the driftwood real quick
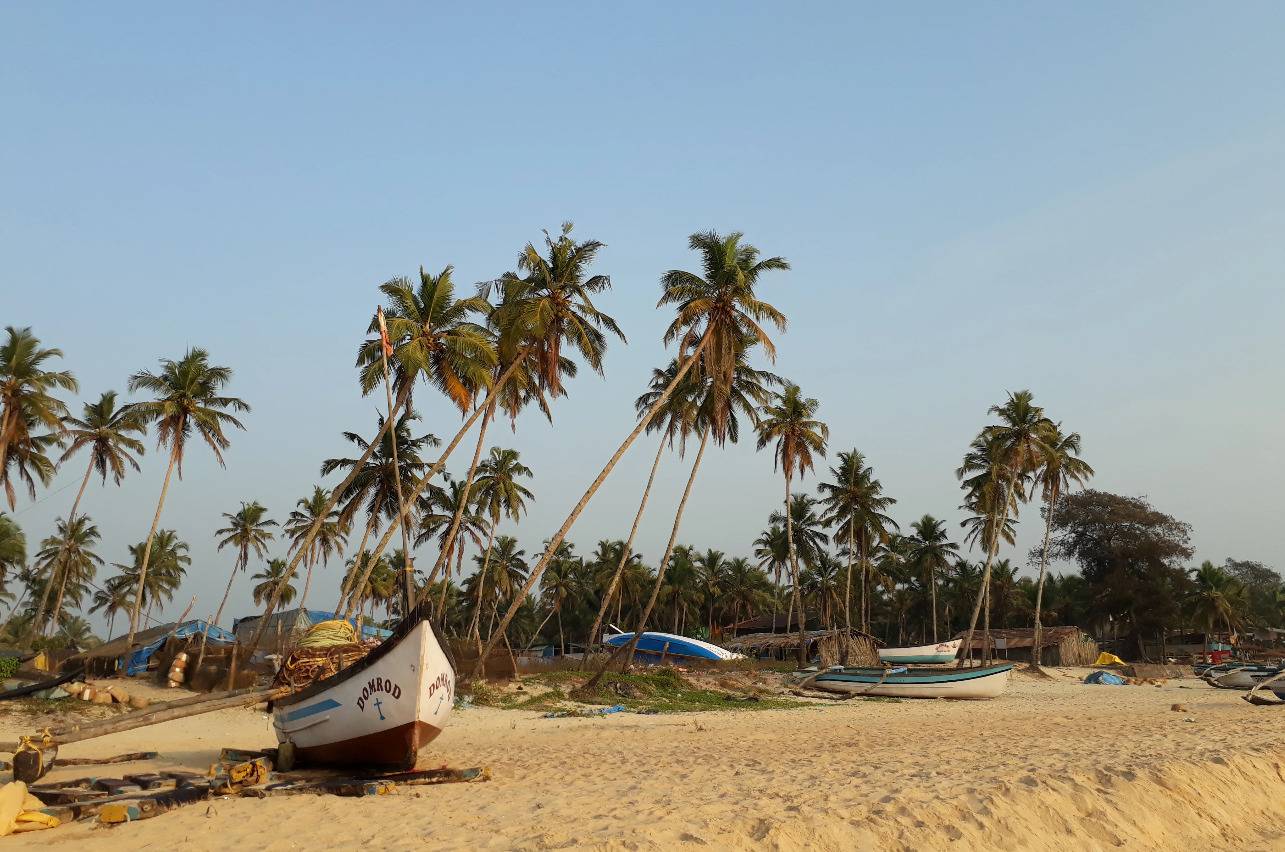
[56,751,159,766]
[0,685,286,751]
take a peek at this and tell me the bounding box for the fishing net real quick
[272,621,378,692]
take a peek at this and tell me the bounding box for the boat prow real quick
[271,603,454,770]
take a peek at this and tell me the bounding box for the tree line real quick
[2,225,1280,666]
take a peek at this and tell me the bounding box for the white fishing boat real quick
[809,662,1013,699]
[271,604,455,769]
[878,638,962,665]
[1203,663,1283,690]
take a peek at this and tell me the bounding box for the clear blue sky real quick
[4,3,1283,634]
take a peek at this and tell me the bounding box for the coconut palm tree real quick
[755,383,828,663]
[0,327,77,484]
[321,412,437,618]
[0,514,26,592]
[284,486,348,609]
[415,475,487,616]
[32,516,103,635]
[753,523,790,622]
[123,349,247,644]
[907,515,958,643]
[696,549,729,637]
[800,552,844,630]
[818,449,897,634]
[29,391,146,637]
[110,530,190,626]
[476,229,790,676]
[1189,561,1247,649]
[659,546,703,635]
[722,556,774,629]
[467,448,534,643]
[252,559,298,608]
[475,535,529,640]
[213,501,277,627]
[955,390,1052,666]
[89,582,132,639]
[537,556,584,654]
[1030,423,1094,668]
[55,615,96,650]
[0,413,60,512]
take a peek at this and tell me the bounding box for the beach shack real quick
[722,628,881,666]
[80,619,237,678]
[953,627,1099,666]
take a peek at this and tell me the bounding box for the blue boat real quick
[603,631,742,663]
[810,663,1014,700]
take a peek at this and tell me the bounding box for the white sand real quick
[5,669,1285,850]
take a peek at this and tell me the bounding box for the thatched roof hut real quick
[952,626,1098,666]
[722,629,881,667]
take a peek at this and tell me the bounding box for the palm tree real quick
[0,327,77,484]
[415,475,487,615]
[0,412,60,511]
[33,516,103,635]
[252,559,298,608]
[696,549,730,636]
[110,530,190,626]
[321,413,437,618]
[756,383,829,663]
[476,535,529,640]
[476,229,790,676]
[768,494,831,632]
[955,390,1052,666]
[722,556,774,629]
[907,515,958,642]
[284,486,349,609]
[537,556,583,654]
[818,449,897,634]
[1030,423,1093,668]
[213,501,277,627]
[1189,561,1247,651]
[0,514,26,593]
[55,615,96,650]
[29,391,146,637]
[753,523,790,622]
[467,448,534,643]
[89,582,132,639]
[123,349,247,644]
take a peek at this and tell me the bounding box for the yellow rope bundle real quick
[296,620,357,649]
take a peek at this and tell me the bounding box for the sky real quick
[3,3,1283,636]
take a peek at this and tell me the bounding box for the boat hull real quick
[604,631,742,662]
[813,663,1013,700]
[272,616,454,770]
[879,639,962,665]
[1205,666,1282,690]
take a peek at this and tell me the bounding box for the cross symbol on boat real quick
[373,697,385,720]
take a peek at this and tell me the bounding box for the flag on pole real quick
[376,306,394,360]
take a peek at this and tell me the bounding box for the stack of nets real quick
[272,620,378,691]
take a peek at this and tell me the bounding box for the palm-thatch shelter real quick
[952,626,1098,666]
[722,628,880,666]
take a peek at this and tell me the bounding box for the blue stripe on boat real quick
[817,664,1013,685]
[284,698,341,721]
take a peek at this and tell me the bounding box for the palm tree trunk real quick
[532,605,557,650]
[48,566,71,637]
[616,428,709,672]
[298,554,316,610]
[930,565,939,643]
[983,580,992,666]
[860,537,869,634]
[844,520,855,637]
[338,514,378,613]
[557,608,564,656]
[468,519,498,646]
[425,397,496,608]
[471,333,710,678]
[126,442,179,646]
[783,471,808,666]
[588,437,665,649]
[1031,491,1058,669]
[957,476,1015,668]
[211,556,245,630]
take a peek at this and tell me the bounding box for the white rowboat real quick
[878,638,962,665]
[811,663,1014,700]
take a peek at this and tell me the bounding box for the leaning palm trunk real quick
[425,395,497,612]
[211,554,244,631]
[125,443,179,646]
[30,457,95,640]
[468,520,498,645]
[783,472,807,665]
[298,554,317,610]
[472,333,710,678]
[337,514,378,614]
[1031,491,1058,669]
[587,437,666,649]
[618,428,709,671]
[957,476,1015,668]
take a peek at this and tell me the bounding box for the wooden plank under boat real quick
[811,663,1014,700]
[878,638,962,665]
[271,602,454,770]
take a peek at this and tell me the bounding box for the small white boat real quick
[810,662,1014,700]
[879,638,962,665]
[1204,664,1283,690]
[271,604,455,769]
[604,631,742,662]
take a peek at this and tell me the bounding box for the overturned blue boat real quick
[603,631,742,663]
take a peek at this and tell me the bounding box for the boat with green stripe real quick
[809,662,1014,700]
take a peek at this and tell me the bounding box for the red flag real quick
[376,306,393,359]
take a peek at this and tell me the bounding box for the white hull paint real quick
[272,617,454,767]
[879,639,962,664]
[1205,667,1282,690]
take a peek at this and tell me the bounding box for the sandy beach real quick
[4,668,1283,851]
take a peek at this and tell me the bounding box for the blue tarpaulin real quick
[1083,670,1127,686]
[122,620,237,676]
